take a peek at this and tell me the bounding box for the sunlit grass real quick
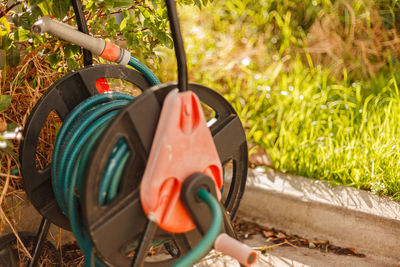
[157,3,400,200]
[228,59,400,200]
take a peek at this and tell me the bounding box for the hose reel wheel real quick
[19,64,152,230]
[83,83,248,266]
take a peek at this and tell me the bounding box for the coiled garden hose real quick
[51,92,224,267]
[51,47,161,265]
[52,92,133,266]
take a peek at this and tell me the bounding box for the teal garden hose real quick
[52,92,133,266]
[172,189,223,267]
[51,96,223,265]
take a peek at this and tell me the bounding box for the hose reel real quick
[17,0,255,266]
[19,69,249,266]
[83,83,248,266]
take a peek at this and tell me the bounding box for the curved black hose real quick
[71,0,93,66]
[165,0,188,92]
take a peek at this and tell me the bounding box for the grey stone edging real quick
[237,168,400,264]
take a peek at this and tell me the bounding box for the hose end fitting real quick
[31,24,42,34]
[214,233,257,266]
[31,16,52,34]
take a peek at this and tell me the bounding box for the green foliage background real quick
[0,0,206,158]
[1,0,210,71]
[161,0,400,199]
[2,0,400,199]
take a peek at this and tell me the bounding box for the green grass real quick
[239,61,400,198]
[226,57,400,199]
[156,2,400,200]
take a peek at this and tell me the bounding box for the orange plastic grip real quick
[95,78,110,93]
[100,41,120,62]
[140,89,223,233]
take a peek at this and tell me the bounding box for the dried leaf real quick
[249,147,274,168]
[347,248,358,254]
[0,118,6,132]
[275,232,286,239]
[262,230,275,238]
[233,217,366,258]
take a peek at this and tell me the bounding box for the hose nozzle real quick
[31,24,42,35]
[32,16,131,66]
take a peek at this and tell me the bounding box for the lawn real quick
[156,1,400,200]
[2,0,400,201]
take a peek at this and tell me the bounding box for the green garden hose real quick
[52,92,133,266]
[172,189,223,267]
[51,54,223,266]
[128,57,160,85]
[51,54,161,266]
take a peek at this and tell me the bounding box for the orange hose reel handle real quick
[140,89,222,233]
[95,78,110,93]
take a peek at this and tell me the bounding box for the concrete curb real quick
[237,168,400,264]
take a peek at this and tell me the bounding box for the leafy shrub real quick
[0,0,206,164]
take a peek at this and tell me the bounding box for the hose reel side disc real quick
[20,64,151,230]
